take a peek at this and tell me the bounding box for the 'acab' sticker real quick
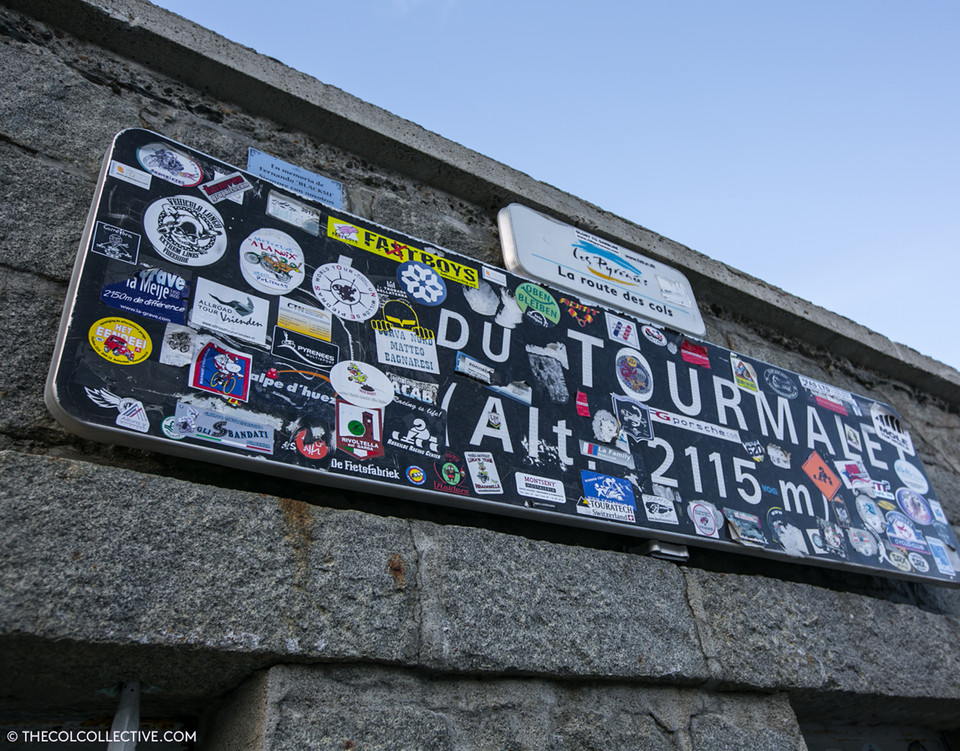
[89,317,152,365]
[143,195,226,266]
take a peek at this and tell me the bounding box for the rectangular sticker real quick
[465,451,504,494]
[190,277,269,346]
[172,402,273,453]
[247,148,343,208]
[514,472,566,504]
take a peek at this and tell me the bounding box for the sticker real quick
[844,423,862,452]
[805,528,828,555]
[143,195,226,266]
[800,376,860,417]
[373,306,440,374]
[137,142,203,186]
[847,527,879,558]
[240,228,305,295]
[681,340,710,368]
[482,266,507,286]
[767,443,791,469]
[90,221,141,264]
[464,451,504,494]
[576,390,590,417]
[387,373,438,405]
[657,274,691,307]
[831,496,852,527]
[592,410,620,443]
[434,452,469,495]
[311,260,380,321]
[84,387,150,433]
[723,508,767,547]
[688,501,721,538]
[767,507,808,556]
[515,472,566,504]
[762,367,798,399]
[896,487,933,526]
[649,408,740,443]
[277,297,332,341]
[578,440,635,469]
[885,511,928,554]
[730,355,759,393]
[108,160,151,189]
[406,465,427,485]
[615,348,654,401]
[605,312,640,347]
[514,283,560,327]
[887,546,912,572]
[158,323,195,367]
[385,397,444,461]
[198,171,252,203]
[927,537,956,576]
[895,460,929,495]
[248,148,343,207]
[488,381,533,406]
[88,317,152,365]
[928,499,948,525]
[870,402,913,453]
[294,428,328,460]
[559,297,599,328]
[327,455,399,479]
[172,402,273,453]
[161,415,184,440]
[742,439,765,462]
[190,277,269,346]
[100,266,189,324]
[335,400,384,460]
[907,551,930,573]
[455,352,495,384]
[641,325,668,347]
[329,360,395,408]
[190,340,253,402]
[834,459,874,497]
[397,260,447,306]
[578,471,637,523]
[801,451,841,501]
[818,519,847,557]
[272,327,339,369]
[327,217,479,288]
[611,395,653,441]
[641,494,679,525]
[266,189,321,236]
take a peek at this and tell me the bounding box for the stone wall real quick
[2,1,959,749]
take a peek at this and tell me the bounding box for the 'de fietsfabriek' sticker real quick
[137,142,203,187]
[329,360,395,408]
[312,260,379,321]
[88,317,152,365]
[240,228,305,295]
[143,195,226,266]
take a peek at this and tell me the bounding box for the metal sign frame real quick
[46,129,960,586]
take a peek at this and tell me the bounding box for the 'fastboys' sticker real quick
[143,195,226,266]
[240,228,305,295]
[311,261,379,321]
[88,317,152,365]
[137,142,203,187]
[328,217,479,288]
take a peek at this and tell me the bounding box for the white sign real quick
[498,203,704,335]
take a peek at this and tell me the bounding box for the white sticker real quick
[240,228,305,295]
[143,195,227,267]
[605,312,641,348]
[137,142,203,186]
[312,261,379,321]
[894,459,928,494]
[109,160,152,190]
[688,501,721,538]
[642,494,679,525]
[189,277,269,346]
[514,472,566,504]
[329,360,394,409]
[277,297,332,341]
[614,347,654,401]
[465,451,504,495]
[870,402,913,454]
[376,327,440,374]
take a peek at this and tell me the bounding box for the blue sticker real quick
[397,260,447,306]
[100,267,189,324]
[578,471,637,523]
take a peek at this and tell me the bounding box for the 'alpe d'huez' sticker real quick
[143,195,226,266]
[578,471,636,523]
[189,277,269,347]
[239,228,305,295]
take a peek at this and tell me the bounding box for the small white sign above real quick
[497,203,704,336]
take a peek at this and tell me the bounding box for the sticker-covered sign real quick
[46,129,960,588]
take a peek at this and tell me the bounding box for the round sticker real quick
[896,487,933,526]
[329,360,394,408]
[397,260,447,306]
[887,546,912,572]
[515,283,561,327]
[615,348,654,401]
[240,228,304,295]
[763,368,799,399]
[406,465,426,485]
[161,416,185,440]
[137,142,203,187]
[143,195,226,266]
[907,551,930,573]
[434,452,467,491]
[88,317,152,365]
[641,325,667,347]
[689,501,719,537]
[894,459,929,495]
[856,496,885,534]
[847,527,878,558]
[312,262,379,321]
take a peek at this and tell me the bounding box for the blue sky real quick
[152,0,960,370]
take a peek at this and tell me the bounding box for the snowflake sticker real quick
[397,260,447,306]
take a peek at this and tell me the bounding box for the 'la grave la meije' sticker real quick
[45,128,960,587]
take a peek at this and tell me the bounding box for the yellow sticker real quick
[89,317,152,365]
[327,217,478,288]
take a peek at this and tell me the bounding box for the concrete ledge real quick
[6,0,960,405]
